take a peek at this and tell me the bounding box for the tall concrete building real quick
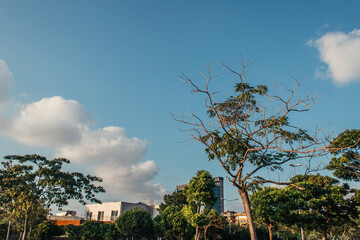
[176,176,224,213]
[213,177,224,213]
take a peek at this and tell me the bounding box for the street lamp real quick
[289,163,304,240]
[222,198,238,234]
[289,163,302,176]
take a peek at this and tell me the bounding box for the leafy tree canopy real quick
[159,191,187,212]
[250,186,298,240]
[289,174,356,240]
[0,154,105,240]
[115,207,154,240]
[154,205,192,240]
[327,129,360,181]
[182,170,216,240]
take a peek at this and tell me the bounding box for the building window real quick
[111,211,119,221]
[86,211,92,220]
[97,211,104,221]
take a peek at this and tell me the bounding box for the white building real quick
[86,201,159,222]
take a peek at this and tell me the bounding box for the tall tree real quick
[156,190,194,239]
[0,154,105,240]
[176,63,327,240]
[154,205,192,240]
[327,129,360,181]
[250,187,297,240]
[182,170,217,240]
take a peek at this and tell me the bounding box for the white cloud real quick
[0,59,164,201]
[3,96,92,147]
[309,29,360,85]
[54,126,165,200]
[96,161,165,200]
[56,126,147,164]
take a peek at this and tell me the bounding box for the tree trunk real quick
[21,215,28,240]
[204,226,208,240]
[6,220,11,240]
[28,225,32,239]
[195,227,201,240]
[238,189,257,240]
[268,225,273,240]
[321,229,327,240]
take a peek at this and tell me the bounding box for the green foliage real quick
[115,207,154,240]
[102,223,123,240]
[0,221,7,240]
[159,191,187,212]
[182,170,216,240]
[182,205,210,228]
[251,187,297,232]
[1,154,105,207]
[64,224,82,240]
[78,221,106,240]
[221,225,271,240]
[183,170,217,213]
[30,221,64,240]
[64,222,121,240]
[155,205,193,240]
[199,78,316,190]
[203,209,228,239]
[0,154,105,239]
[156,190,194,240]
[327,129,360,181]
[288,174,356,238]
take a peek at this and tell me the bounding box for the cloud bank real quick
[0,59,165,201]
[309,29,360,85]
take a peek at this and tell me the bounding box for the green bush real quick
[0,222,8,240]
[79,221,105,240]
[102,223,123,240]
[64,224,82,240]
[30,221,64,240]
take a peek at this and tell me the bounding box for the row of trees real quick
[0,208,153,240]
[3,154,359,239]
[0,167,267,240]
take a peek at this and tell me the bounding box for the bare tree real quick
[174,61,329,240]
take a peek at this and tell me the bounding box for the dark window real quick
[97,211,104,221]
[111,210,119,221]
[86,211,92,220]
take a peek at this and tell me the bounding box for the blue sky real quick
[0,1,360,212]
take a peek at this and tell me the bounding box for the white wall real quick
[86,201,159,221]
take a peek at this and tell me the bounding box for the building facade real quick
[222,210,248,225]
[48,210,85,226]
[213,177,224,213]
[85,201,159,222]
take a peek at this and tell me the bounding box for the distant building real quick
[48,210,85,226]
[222,210,248,225]
[85,201,159,222]
[176,176,224,213]
[213,177,224,213]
